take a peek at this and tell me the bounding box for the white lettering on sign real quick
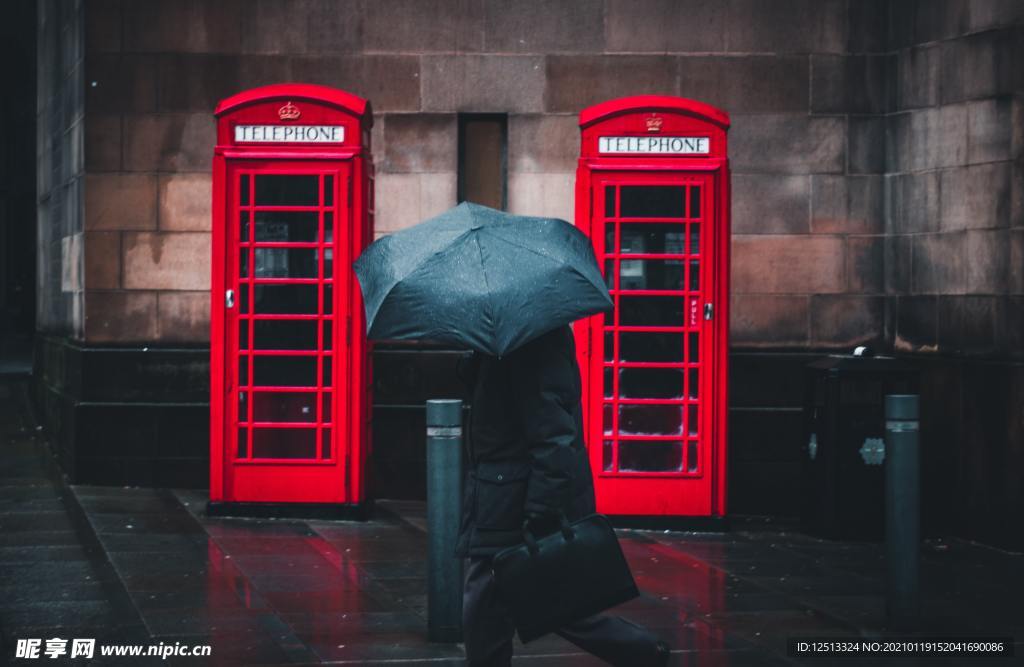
[598,136,710,155]
[234,125,345,143]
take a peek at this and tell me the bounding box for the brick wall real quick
[885,0,1023,358]
[76,0,903,346]
[37,0,85,339]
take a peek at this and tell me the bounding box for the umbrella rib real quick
[473,233,497,348]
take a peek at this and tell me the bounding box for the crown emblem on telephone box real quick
[645,115,663,132]
[278,101,301,120]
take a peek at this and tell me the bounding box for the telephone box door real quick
[575,96,730,519]
[589,173,715,515]
[224,163,350,503]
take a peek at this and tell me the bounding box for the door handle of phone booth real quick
[225,289,235,309]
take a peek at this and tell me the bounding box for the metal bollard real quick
[884,394,920,630]
[426,399,464,642]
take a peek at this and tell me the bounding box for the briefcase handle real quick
[521,511,575,555]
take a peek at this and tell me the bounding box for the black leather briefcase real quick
[491,513,639,643]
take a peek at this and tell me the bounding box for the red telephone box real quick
[574,96,730,521]
[209,84,373,512]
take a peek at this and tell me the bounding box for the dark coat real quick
[455,325,597,558]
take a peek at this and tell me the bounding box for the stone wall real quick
[882,0,1024,549]
[37,0,84,339]
[77,0,897,346]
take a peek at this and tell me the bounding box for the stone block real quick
[731,235,845,294]
[1011,229,1024,295]
[678,56,808,114]
[291,56,421,113]
[84,114,121,171]
[122,232,210,290]
[967,0,1024,32]
[484,0,604,53]
[363,0,484,53]
[895,44,940,110]
[158,174,211,232]
[888,0,916,49]
[157,54,294,113]
[84,232,121,290]
[123,0,244,53]
[239,0,309,54]
[507,172,575,222]
[937,295,1000,355]
[730,114,845,175]
[888,171,940,234]
[964,229,1010,294]
[907,105,968,172]
[913,0,970,44]
[123,114,214,172]
[86,54,158,113]
[61,233,83,293]
[84,173,158,231]
[729,294,809,347]
[421,56,544,113]
[939,162,1010,231]
[885,111,910,173]
[811,55,892,114]
[306,0,362,53]
[911,232,966,294]
[85,0,122,53]
[846,236,884,294]
[810,295,884,347]
[725,0,845,54]
[847,0,888,53]
[940,28,1024,104]
[157,292,209,343]
[382,114,457,173]
[731,174,809,234]
[848,116,886,174]
[84,291,158,343]
[811,175,884,235]
[967,98,1012,164]
[374,173,457,234]
[606,0,727,53]
[544,56,677,113]
[894,295,938,351]
[508,115,578,174]
[885,234,912,294]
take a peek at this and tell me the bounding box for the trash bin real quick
[801,354,917,540]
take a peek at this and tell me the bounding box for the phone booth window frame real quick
[209,84,374,511]
[574,96,730,520]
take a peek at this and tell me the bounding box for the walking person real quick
[455,325,670,667]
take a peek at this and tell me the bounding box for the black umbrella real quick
[353,202,612,357]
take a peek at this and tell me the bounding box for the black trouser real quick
[463,556,663,666]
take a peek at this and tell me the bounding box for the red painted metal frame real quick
[210,84,373,506]
[574,96,730,518]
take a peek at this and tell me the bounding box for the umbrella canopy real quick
[354,202,612,357]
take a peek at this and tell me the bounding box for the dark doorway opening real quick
[457,114,507,211]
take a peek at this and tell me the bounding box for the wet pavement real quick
[1,376,1022,665]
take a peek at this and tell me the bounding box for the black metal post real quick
[426,399,463,642]
[884,394,920,630]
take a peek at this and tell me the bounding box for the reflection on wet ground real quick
[1,378,1022,665]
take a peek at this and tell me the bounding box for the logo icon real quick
[278,101,301,121]
[645,115,663,132]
